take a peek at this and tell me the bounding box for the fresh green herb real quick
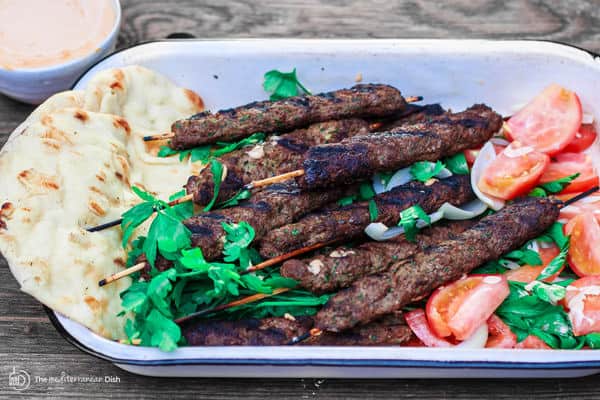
[537,222,569,249]
[203,160,224,212]
[503,245,543,267]
[536,240,570,281]
[157,133,264,164]
[222,221,256,269]
[410,161,445,182]
[398,205,430,242]
[368,199,378,222]
[377,171,395,187]
[529,173,580,197]
[337,195,356,207]
[443,153,469,175]
[359,182,376,200]
[540,173,580,193]
[218,190,252,208]
[263,68,311,101]
[584,333,600,349]
[524,280,567,305]
[143,209,192,267]
[169,190,194,220]
[120,187,159,247]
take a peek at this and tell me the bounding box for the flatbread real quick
[0,66,204,339]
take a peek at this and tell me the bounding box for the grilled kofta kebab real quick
[185,104,446,207]
[298,104,502,189]
[280,220,476,294]
[186,118,371,206]
[182,312,412,346]
[313,197,560,333]
[155,84,414,150]
[259,175,475,258]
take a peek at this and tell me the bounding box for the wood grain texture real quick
[1,0,600,398]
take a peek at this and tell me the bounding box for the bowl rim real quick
[0,0,122,74]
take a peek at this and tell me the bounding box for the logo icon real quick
[8,367,30,391]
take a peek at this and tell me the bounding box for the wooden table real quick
[2,0,600,397]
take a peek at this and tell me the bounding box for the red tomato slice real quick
[540,153,599,194]
[464,144,506,166]
[506,84,582,155]
[559,191,600,223]
[564,276,600,336]
[426,275,510,341]
[504,245,562,283]
[564,213,600,277]
[478,142,550,200]
[564,124,597,153]
[404,309,453,347]
[485,315,517,348]
[514,335,552,349]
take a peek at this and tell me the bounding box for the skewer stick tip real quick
[405,95,424,103]
[143,132,175,142]
[98,278,107,287]
[562,185,599,207]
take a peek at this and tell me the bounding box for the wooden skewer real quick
[86,169,305,233]
[561,185,599,207]
[174,287,291,325]
[98,239,333,287]
[142,96,424,142]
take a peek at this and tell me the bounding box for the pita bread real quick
[0,66,204,339]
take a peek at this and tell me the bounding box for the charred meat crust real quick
[314,197,561,332]
[259,175,475,259]
[185,119,370,206]
[170,84,407,150]
[184,183,349,261]
[300,104,503,189]
[181,313,412,346]
[281,220,475,294]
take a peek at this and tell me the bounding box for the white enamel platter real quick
[50,39,600,378]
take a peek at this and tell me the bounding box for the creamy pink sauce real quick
[0,0,116,69]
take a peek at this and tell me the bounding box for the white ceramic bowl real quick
[0,0,121,105]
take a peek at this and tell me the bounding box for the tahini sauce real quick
[0,0,116,69]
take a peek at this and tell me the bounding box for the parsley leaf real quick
[410,161,445,182]
[503,245,543,266]
[213,133,265,157]
[169,190,194,220]
[337,195,356,207]
[398,205,430,242]
[263,68,311,101]
[203,159,224,212]
[157,133,264,164]
[540,173,580,194]
[157,145,179,158]
[537,222,569,249]
[528,187,548,197]
[443,153,469,175]
[222,221,256,269]
[536,240,570,281]
[218,190,252,208]
[368,199,378,222]
[143,210,192,267]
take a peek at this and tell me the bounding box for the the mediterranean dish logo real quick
[8,367,30,391]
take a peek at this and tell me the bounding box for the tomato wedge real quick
[514,335,552,349]
[478,142,550,200]
[426,275,510,341]
[564,213,600,277]
[485,315,517,348]
[565,276,600,336]
[464,143,506,166]
[504,245,562,283]
[559,191,600,223]
[506,84,582,155]
[564,123,597,153]
[404,309,452,347]
[540,153,599,194]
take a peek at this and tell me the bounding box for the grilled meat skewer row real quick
[186,118,371,206]
[182,313,412,346]
[314,197,561,332]
[299,104,502,189]
[259,174,475,258]
[185,104,447,207]
[281,220,475,294]
[168,84,411,150]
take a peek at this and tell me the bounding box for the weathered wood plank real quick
[2,0,600,397]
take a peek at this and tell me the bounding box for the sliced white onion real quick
[470,141,505,211]
[372,174,387,194]
[386,167,413,190]
[364,200,488,241]
[499,259,521,270]
[436,167,453,179]
[578,195,600,204]
[526,240,540,253]
[582,113,595,124]
[503,144,534,158]
[538,240,556,249]
[438,199,488,220]
[490,137,511,147]
[456,324,489,348]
